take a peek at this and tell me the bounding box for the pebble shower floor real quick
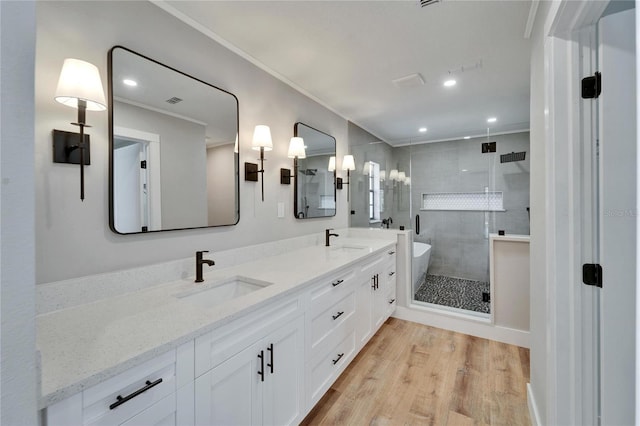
[414,274,490,314]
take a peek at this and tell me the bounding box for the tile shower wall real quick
[406,132,530,282]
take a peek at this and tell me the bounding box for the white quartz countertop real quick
[489,233,531,242]
[36,237,395,408]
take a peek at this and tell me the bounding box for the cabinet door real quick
[372,278,388,331]
[355,273,374,349]
[195,342,262,426]
[262,315,305,426]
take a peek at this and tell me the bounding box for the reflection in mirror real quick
[293,123,336,219]
[109,46,239,234]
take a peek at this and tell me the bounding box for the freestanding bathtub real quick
[412,242,432,295]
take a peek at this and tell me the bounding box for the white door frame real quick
[114,126,162,231]
[541,1,636,425]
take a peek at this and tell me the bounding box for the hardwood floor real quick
[301,318,531,426]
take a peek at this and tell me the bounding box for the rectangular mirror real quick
[108,46,239,234]
[294,122,336,219]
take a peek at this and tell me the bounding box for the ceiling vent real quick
[165,96,183,104]
[392,73,425,88]
[418,0,441,7]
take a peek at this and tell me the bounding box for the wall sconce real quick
[245,125,272,202]
[281,137,306,185]
[398,171,406,183]
[389,169,399,181]
[342,154,356,201]
[53,58,106,201]
[380,170,386,181]
[404,176,411,186]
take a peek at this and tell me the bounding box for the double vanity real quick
[40,231,402,425]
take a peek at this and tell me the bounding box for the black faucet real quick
[381,217,393,229]
[325,228,339,247]
[195,250,215,283]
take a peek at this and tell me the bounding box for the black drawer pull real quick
[258,350,264,382]
[109,378,163,410]
[332,311,344,320]
[388,271,395,277]
[389,298,396,304]
[331,279,344,287]
[332,353,344,365]
[267,343,274,374]
[388,250,396,255]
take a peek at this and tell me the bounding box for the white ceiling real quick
[157,0,532,146]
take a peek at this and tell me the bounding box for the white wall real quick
[35,1,349,284]
[528,0,552,423]
[0,1,38,423]
[206,144,236,226]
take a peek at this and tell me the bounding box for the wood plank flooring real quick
[301,318,530,426]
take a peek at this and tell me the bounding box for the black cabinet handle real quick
[376,274,379,289]
[388,250,396,255]
[109,378,163,410]
[371,275,376,289]
[332,311,344,320]
[389,298,396,304]
[258,350,264,382]
[415,214,420,235]
[332,353,344,365]
[332,279,344,287]
[267,343,274,374]
[389,271,395,277]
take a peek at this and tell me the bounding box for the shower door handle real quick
[415,214,420,235]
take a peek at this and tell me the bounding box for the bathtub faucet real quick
[381,217,393,229]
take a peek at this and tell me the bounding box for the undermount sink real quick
[175,276,273,309]
[329,244,367,252]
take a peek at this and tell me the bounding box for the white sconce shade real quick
[389,169,399,181]
[362,161,370,176]
[251,125,273,151]
[328,156,336,172]
[55,58,106,111]
[287,137,306,158]
[380,170,386,181]
[404,177,411,185]
[398,171,406,182]
[342,155,356,171]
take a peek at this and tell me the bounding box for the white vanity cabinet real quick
[45,342,195,426]
[194,298,305,426]
[42,240,400,426]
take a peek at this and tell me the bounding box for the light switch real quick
[277,202,285,218]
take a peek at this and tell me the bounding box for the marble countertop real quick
[36,237,395,408]
[489,233,531,242]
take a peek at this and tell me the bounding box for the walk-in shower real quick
[409,132,530,315]
[348,123,530,316]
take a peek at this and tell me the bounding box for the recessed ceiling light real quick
[444,79,456,87]
[464,136,471,139]
[461,169,468,172]
[419,127,427,133]
[123,79,137,87]
[487,117,497,123]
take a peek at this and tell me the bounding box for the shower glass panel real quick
[409,132,530,316]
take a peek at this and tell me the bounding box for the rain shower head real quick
[500,151,526,163]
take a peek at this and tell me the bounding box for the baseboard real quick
[392,305,530,348]
[527,383,542,426]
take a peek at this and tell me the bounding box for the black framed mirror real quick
[108,46,239,234]
[293,122,336,219]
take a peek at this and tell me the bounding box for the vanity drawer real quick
[308,267,356,313]
[308,329,356,406]
[310,290,355,351]
[83,350,179,426]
